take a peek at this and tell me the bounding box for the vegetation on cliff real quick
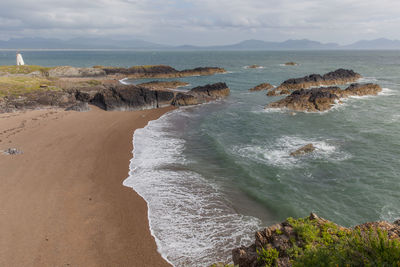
[233,213,400,267]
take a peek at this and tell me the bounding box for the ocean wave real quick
[232,136,351,168]
[379,87,396,96]
[124,109,261,266]
[358,77,378,83]
[119,77,130,85]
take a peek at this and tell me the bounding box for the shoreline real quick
[0,106,174,266]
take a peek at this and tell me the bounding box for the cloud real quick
[0,0,400,45]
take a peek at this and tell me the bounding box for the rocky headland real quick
[0,65,230,113]
[100,65,226,79]
[249,83,274,92]
[267,69,361,96]
[267,83,382,112]
[232,213,400,267]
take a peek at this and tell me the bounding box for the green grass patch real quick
[0,65,52,75]
[0,76,60,98]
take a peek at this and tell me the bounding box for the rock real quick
[1,90,78,113]
[48,66,106,78]
[268,87,340,112]
[137,81,189,90]
[3,148,23,155]
[91,85,175,111]
[247,65,262,69]
[290,144,316,156]
[267,83,382,112]
[65,101,90,112]
[273,69,362,95]
[249,83,274,92]
[342,83,382,97]
[172,93,199,106]
[102,65,226,79]
[189,82,230,98]
[284,62,298,66]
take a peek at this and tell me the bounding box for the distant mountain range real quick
[1,37,400,50]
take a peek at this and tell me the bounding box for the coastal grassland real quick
[0,76,60,98]
[257,217,400,267]
[0,65,51,75]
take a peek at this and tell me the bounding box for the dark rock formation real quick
[247,65,263,69]
[268,69,362,96]
[0,90,77,113]
[267,83,382,112]
[90,83,229,110]
[90,85,175,111]
[189,82,230,98]
[232,213,400,267]
[249,83,274,92]
[102,65,226,79]
[284,62,298,66]
[0,81,230,113]
[172,93,199,106]
[290,144,316,156]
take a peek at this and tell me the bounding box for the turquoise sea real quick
[2,50,399,266]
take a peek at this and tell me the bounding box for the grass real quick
[0,65,52,75]
[256,216,400,267]
[0,76,60,98]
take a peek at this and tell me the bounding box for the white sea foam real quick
[243,65,264,69]
[119,77,130,85]
[232,136,350,168]
[124,109,261,266]
[379,87,396,96]
[358,77,378,83]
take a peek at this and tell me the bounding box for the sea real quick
[1,50,399,266]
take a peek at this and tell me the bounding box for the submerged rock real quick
[249,83,274,92]
[247,65,263,69]
[290,144,316,156]
[284,62,298,66]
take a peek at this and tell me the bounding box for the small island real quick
[267,83,382,112]
[249,82,274,92]
[267,69,361,96]
[284,62,298,66]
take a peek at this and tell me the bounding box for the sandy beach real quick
[0,106,174,267]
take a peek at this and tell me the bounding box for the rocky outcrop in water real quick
[232,213,400,267]
[249,83,274,92]
[267,83,382,112]
[284,62,298,66]
[267,69,361,96]
[290,144,316,156]
[101,65,226,79]
[137,81,189,90]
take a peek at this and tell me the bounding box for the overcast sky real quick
[1,0,400,45]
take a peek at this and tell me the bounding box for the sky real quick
[1,0,400,45]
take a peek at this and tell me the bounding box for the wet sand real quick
[0,106,174,267]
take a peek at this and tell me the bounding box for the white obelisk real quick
[16,52,25,66]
